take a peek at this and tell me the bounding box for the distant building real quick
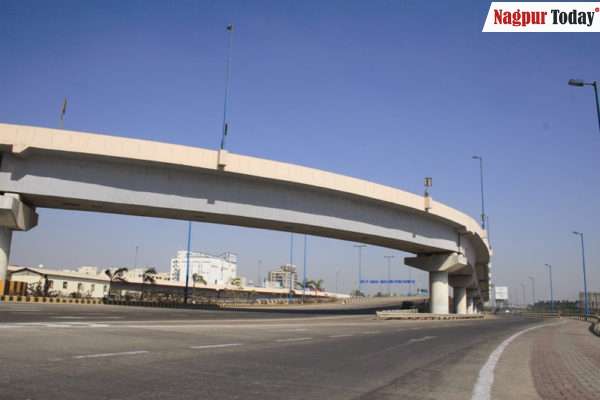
[579,292,600,312]
[8,266,109,298]
[120,268,170,283]
[170,251,237,287]
[267,264,297,289]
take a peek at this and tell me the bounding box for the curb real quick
[0,295,102,305]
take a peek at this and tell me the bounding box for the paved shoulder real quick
[493,319,600,400]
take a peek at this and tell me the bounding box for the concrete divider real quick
[376,310,484,320]
[0,295,102,304]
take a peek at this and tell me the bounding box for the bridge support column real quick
[0,194,38,294]
[454,287,467,314]
[0,226,12,295]
[430,271,449,314]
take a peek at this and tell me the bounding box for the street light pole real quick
[220,24,234,150]
[184,221,192,304]
[353,244,367,294]
[528,276,536,306]
[303,234,307,302]
[568,79,600,133]
[384,255,394,296]
[544,264,554,312]
[573,231,589,315]
[257,259,262,287]
[472,156,486,229]
[335,269,340,293]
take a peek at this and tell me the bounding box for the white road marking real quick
[275,337,312,343]
[406,335,436,344]
[470,322,564,400]
[190,343,242,349]
[72,350,149,359]
[329,334,353,338]
[362,330,381,334]
[0,322,112,329]
[52,316,85,319]
[277,328,309,332]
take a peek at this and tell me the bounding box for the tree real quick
[104,267,128,297]
[192,273,207,287]
[305,279,325,294]
[140,267,156,301]
[229,277,242,289]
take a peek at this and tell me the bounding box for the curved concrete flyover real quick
[0,123,491,313]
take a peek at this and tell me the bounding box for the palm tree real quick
[192,273,207,288]
[229,277,242,289]
[313,279,325,293]
[305,279,324,294]
[140,267,156,301]
[104,267,128,297]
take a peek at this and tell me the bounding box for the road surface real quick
[0,303,598,399]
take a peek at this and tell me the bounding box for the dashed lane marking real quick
[190,343,242,349]
[72,350,149,359]
[329,334,353,338]
[275,337,312,343]
[406,336,436,344]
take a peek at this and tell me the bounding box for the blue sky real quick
[1,0,598,300]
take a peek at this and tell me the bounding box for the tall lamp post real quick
[572,231,589,315]
[544,264,554,312]
[384,255,394,296]
[528,276,536,307]
[568,79,600,133]
[520,283,527,307]
[303,234,307,302]
[184,221,192,304]
[220,24,234,150]
[472,156,486,229]
[353,244,367,295]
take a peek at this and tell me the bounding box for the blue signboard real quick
[359,279,415,284]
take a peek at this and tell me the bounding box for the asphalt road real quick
[0,303,545,400]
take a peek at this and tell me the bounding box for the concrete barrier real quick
[376,310,484,320]
[0,295,102,304]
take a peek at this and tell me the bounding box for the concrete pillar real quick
[0,226,13,295]
[454,287,467,314]
[430,271,449,314]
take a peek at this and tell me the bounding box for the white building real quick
[8,266,110,298]
[170,251,237,287]
[121,268,170,283]
[267,264,298,289]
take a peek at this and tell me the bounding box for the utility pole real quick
[353,244,367,295]
[544,264,554,312]
[384,255,394,296]
[528,276,536,306]
[184,221,192,304]
[472,156,486,229]
[573,231,589,315]
[257,259,262,288]
[220,24,234,150]
[303,235,307,302]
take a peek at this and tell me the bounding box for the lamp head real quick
[568,79,585,87]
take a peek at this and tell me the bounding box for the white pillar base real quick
[0,226,13,295]
[430,271,449,314]
[454,287,467,314]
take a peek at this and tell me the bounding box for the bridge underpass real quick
[0,123,491,314]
